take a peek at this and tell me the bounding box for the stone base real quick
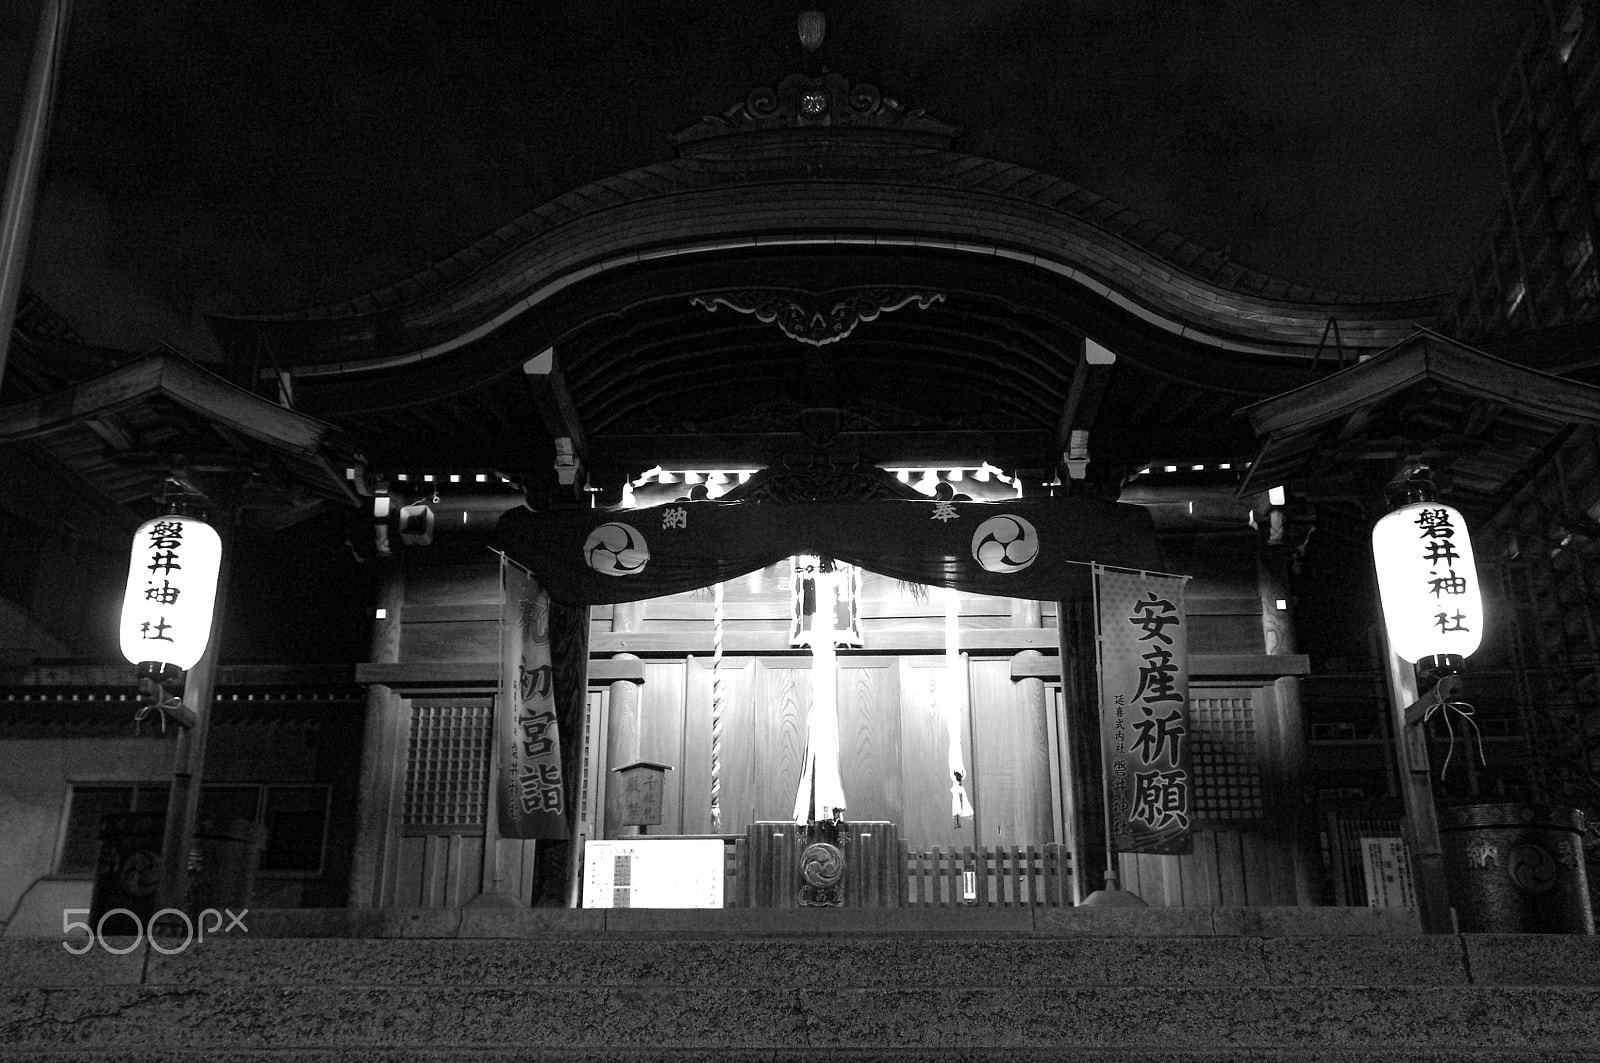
[2,908,1597,1060]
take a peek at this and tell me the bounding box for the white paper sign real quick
[582,839,725,908]
[1359,836,1416,909]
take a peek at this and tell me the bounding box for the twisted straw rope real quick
[710,580,725,832]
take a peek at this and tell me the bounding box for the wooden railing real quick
[903,844,1072,907]
[730,825,1072,908]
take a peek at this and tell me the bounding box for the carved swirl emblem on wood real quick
[799,841,846,907]
[690,289,945,347]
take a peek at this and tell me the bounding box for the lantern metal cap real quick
[1416,653,1465,681]
[1384,471,1437,509]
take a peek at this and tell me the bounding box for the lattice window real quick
[404,698,493,829]
[1189,692,1265,820]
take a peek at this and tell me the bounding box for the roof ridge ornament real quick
[798,11,825,53]
[673,70,958,144]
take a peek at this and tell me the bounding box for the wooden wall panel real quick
[638,660,687,834]
[837,658,900,824]
[1216,829,1249,905]
[752,660,809,822]
[404,561,500,606]
[422,834,450,905]
[398,621,498,663]
[682,657,754,835]
[898,657,977,852]
[390,833,492,907]
[969,657,1054,849]
[392,835,424,907]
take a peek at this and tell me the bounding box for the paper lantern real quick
[1372,500,1484,666]
[118,514,222,671]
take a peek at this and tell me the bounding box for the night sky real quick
[0,0,1549,359]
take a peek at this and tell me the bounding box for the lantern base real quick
[134,661,195,729]
[1416,654,1465,682]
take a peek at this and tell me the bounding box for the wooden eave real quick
[1237,328,1600,506]
[207,135,1438,377]
[0,353,364,525]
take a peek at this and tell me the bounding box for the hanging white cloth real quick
[945,586,974,825]
[793,566,849,823]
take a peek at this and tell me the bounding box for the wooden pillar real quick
[1257,551,1297,655]
[347,563,406,907]
[1011,599,1068,847]
[1259,550,1316,902]
[605,600,646,838]
[1056,597,1107,900]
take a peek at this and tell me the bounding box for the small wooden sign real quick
[613,760,673,827]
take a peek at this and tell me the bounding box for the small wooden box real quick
[613,760,673,827]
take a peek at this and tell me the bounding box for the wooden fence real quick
[730,829,1072,908]
[903,844,1072,907]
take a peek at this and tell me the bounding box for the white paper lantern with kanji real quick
[118,514,222,671]
[1371,500,1484,664]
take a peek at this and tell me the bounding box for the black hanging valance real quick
[493,497,1165,606]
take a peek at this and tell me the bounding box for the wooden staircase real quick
[3,907,1598,1060]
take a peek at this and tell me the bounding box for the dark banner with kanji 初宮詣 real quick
[1095,565,1193,855]
[497,560,569,839]
[494,497,1164,606]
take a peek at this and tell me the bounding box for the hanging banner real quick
[495,496,1164,606]
[1095,566,1193,855]
[497,560,569,839]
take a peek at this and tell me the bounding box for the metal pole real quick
[157,516,231,913]
[0,0,73,397]
[1378,638,1455,933]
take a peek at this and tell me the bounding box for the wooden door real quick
[645,653,1060,852]
[1116,679,1308,906]
[389,695,540,907]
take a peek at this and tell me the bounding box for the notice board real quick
[582,839,725,908]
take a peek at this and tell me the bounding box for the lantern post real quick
[1370,468,1485,933]
[117,496,228,912]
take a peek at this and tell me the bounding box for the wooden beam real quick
[354,657,646,688]
[1055,337,1117,450]
[589,428,1055,472]
[523,347,587,460]
[0,354,337,457]
[354,661,497,687]
[1010,652,1311,681]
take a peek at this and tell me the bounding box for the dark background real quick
[0,0,1549,357]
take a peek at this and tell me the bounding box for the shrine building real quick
[1,2,1597,1008]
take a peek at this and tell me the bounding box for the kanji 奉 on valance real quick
[493,497,1165,606]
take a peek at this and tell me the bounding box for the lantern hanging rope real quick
[710,580,725,833]
[1415,673,1487,780]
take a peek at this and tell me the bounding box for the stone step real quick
[2,909,1597,1060]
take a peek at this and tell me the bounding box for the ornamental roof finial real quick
[799,11,826,53]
